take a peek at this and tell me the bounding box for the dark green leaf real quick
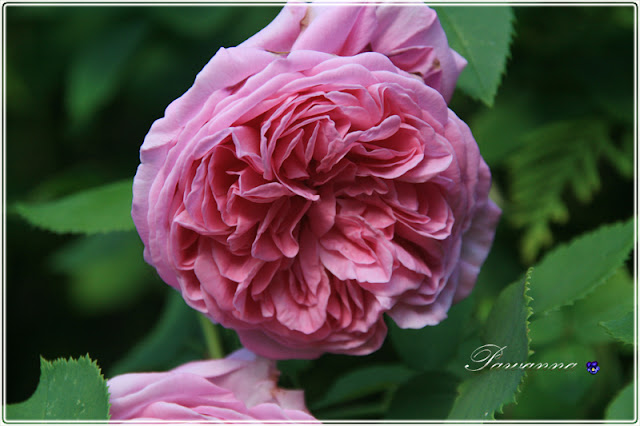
[528,218,634,317]
[108,290,203,376]
[311,364,415,410]
[388,293,473,371]
[66,22,147,126]
[435,6,514,106]
[605,381,635,420]
[448,269,532,420]
[385,371,460,420]
[601,311,634,345]
[315,400,387,420]
[13,179,134,234]
[6,355,110,420]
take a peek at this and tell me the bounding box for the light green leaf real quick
[605,381,635,420]
[311,365,415,410]
[435,6,514,106]
[6,355,110,420]
[109,290,203,376]
[601,311,634,345]
[49,232,153,314]
[66,22,146,126]
[388,293,473,371]
[13,179,134,234]
[384,372,460,420]
[528,218,634,317]
[448,269,533,420]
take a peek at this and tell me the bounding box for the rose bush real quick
[132,4,500,359]
[108,349,316,421]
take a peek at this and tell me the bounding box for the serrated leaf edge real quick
[439,6,515,106]
[8,354,111,421]
[599,312,635,346]
[491,267,534,419]
[448,269,534,420]
[13,202,134,236]
[531,218,635,317]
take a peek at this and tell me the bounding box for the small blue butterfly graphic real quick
[586,361,599,375]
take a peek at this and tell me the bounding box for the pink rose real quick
[241,2,467,102]
[132,8,500,359]
[107,349,316,421]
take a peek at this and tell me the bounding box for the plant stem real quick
[198,314,224,359]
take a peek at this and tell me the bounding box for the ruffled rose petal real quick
[132,5,499,360]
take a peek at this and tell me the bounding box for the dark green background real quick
[5,5,635,420]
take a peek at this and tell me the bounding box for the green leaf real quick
[6,355,110,420]
[601,311,634,345]
[569,267,633,344]
[108,290,203,376]
[435,6,514,106]
[49,232,152,314]
[388,293,473,371]
[311,364,415,410]
[527,342,596,405]
[384,372,460,420]
[528,309,566,347]
[605,381,635,420]
[529,267,633,346]
[506,120,632,262]
[448,269,533,420]
[66,22,146,126]
[528,218,634,317]
[13,179,134,234]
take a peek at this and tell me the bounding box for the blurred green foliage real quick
[5,4,635,421]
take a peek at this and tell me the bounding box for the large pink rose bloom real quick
[241,2,467,102]
[132,12,500,360]
[108,349,316,421]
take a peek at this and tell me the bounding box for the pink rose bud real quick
[132,7,500,359]
[241,2,467,102]
[108,349,316,421]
